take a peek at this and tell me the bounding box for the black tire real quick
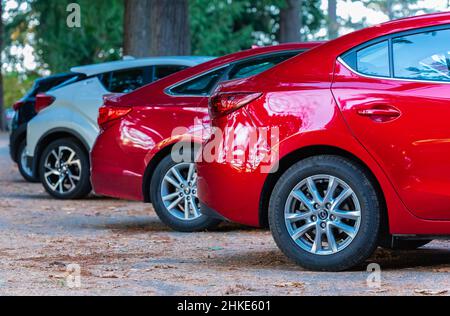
[17,140,39,183]
[39,138,91,199]
[269,155,381,272]
[150,153,221,232]
[380,238,432,250]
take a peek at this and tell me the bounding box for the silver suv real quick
[26,56,212,199]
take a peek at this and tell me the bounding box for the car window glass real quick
[154,65,188,81]
[228,52,299,80]
[101,68,146,93]
[356,41,390,77]
[393,28,450,82]
[171,68,226,96]
[45,75,84,93]
[36,79,64,93]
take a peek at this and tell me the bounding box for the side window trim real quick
[166,50,303,97]
[388,38,394,78]
[224,50,303,81]
[165,65,230,97]
[339,24,450,84]
[145,66,154,84]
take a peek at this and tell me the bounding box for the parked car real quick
[91,43,323,232]
[197,12,450,271]
[26,56,212,199]
[10,72,79,182]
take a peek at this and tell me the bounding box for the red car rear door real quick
[332,26,450,220]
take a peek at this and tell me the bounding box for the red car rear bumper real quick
[91,122,146,202]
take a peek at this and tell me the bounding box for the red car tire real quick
[269,155,381,271]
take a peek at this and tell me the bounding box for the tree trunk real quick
[279,0,303,43]
[0,1,5,132]
[148,0,190,56]
[123,0,152,57]
[123,0,191,57]
[327,0,338,40]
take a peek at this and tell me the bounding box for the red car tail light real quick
[98,106,132,129]
[209,92,262,119]
[35,93,55,113]
[12,100,25,112]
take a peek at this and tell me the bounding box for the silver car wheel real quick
[285,174,362,256]
[161,162,202,221]
[43,146,82,194]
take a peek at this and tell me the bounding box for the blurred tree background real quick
[0,0,448,129]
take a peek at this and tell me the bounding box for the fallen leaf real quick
[275,282,305,288]
[224,284,255,295]
[49,273,66,279]
[414,289,448,296]
[98,273,121,279]
[48,261,66,268]
[368,288,388,294]
[153,265,176,270]
[432,267,450,273]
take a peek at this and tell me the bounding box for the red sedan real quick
[91,42,323,232]
[197,12,450,271]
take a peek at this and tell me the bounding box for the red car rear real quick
[197,13,450,271]
[91,42,323,232]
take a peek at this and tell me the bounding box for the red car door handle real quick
[356,107,401,122]
[357,108,401,117]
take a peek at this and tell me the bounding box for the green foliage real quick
[190,0,323,56]
[5,0,124,73]
[4,0,324,71]
[190,0,254,56]
[2,72,39,108]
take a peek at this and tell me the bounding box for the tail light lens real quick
[209,92,262,119]
[35,94,55,113]
[13,101,25,112]
[98,106,132,129]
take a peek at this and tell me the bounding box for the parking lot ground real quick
[0,133,449,295]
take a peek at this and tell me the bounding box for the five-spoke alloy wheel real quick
[269,155,381,271]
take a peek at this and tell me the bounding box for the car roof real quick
[70,56,214,76]
[150,42,325,87]
[109,42,325,106]
[333,11,450,53]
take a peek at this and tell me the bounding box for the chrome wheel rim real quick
[43,146,81,194]
[20,146,33,178]
[285,174,361,256]
[161,162,201,221]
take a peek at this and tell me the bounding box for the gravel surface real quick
[0,133,449,296]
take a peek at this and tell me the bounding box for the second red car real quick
[91,42,323,232]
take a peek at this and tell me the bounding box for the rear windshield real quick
[48,74,86,92]
[24,74,82,98]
